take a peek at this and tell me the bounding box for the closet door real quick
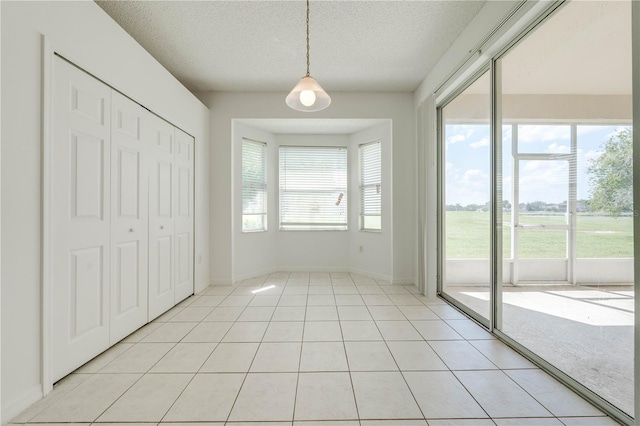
[109,91,149,343]
[148,114,176,320]
[174,129,195,302]
[51,57,111,381]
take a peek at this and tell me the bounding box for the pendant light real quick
[286,0,331,112]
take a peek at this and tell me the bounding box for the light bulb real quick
[299,90,316,107]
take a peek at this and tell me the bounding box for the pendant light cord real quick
[306,0,311,77]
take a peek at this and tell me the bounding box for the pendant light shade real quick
[286,0,331,112]
[286,76,331,112]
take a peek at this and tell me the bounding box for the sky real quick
[444,124,632,206]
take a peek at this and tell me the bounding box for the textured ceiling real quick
[96,0,486,93]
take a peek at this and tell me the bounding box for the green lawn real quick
[445,211,633,258]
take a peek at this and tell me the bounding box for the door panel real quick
[52,57,111,381]
[157,161,173,217]
[117,148,139,218]
[178,168,190,217]
[513,158,569,282]
[156,236,173,294]
[69,247,104,339]
[70,134,105,219]
[115,241,139,314]
[174,129,194,302]
[148,116,176,320]
[109,91,148,343]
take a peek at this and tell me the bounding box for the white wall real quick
[200,92,415,285]
[1,1,210,421]
[349,122,393,281]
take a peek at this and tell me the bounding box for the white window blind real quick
[359,141,381,231]
[242,139,267,232]
[279,146,348,230]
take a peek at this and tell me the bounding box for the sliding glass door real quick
[440,71,491,324]
[438,0,634,421]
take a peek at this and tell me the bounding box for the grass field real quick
[445,211,633,258]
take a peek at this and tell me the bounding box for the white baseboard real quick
[194,280,211,294]
[348,267,393,283]
[392,277,415,285]
[276,266,351,273]
[232,267,278,284]
[210,279,233,286]
[2,384,42,425]
[212,268,412,286]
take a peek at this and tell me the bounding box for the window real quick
[359,141,382,231]
[279,146,347,230]
[242,138,267,232]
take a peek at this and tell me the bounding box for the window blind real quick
[242,139,267,231]
[279,146,348,230]
[359,141,381,231]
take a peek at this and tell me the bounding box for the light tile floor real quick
[11,272,620,426]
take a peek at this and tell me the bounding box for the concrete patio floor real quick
[445,284,634,416]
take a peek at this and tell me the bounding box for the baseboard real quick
[194,280,211,294]
[348,267,393,283]
[232,267,278,284]
[392,277,415,285]
[212,268,412,286]
[276,266,351,273]
[2,384,42,425]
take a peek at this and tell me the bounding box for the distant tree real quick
[526,201,546,212]
[503,200,512,210]
[465,203,482,211]
[587,128,633,217]
[577,199,592,213]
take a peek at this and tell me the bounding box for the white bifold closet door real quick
[174,129,194,303]
[148,115,177,320]
[109,91,149,344]
[51,57,112,381]
[51,56,194,381]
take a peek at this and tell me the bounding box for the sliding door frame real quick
[436,65,492,330]
[435,1,635,423]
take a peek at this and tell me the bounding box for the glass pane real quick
[442,70,490,322]
[498,0,633,417]
[362,216,381,230]
[577,125,634,258]
[242,139,267,231]
[517,125,571,153]
[279,146,348,230]
[502,126,513,259]
[518,230,566,258]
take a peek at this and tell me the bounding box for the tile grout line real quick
[224,271,275,424]
[103,284,237,424]
[337,272,363,423]
[290,271,310,423]
[364,292,428,422]
[157,272,266,424]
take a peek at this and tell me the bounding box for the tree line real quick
[447,129,633,217]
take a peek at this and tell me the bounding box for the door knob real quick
[129,228,134,232]
[160,225,164,230]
